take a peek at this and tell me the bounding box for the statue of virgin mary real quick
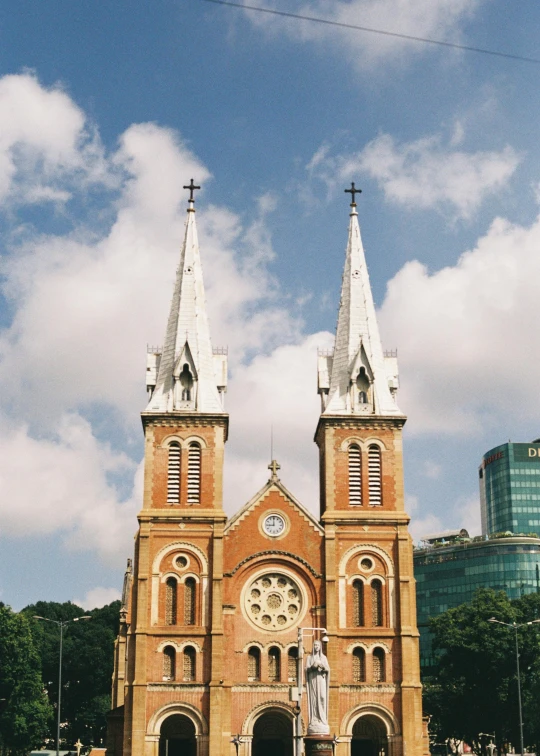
[306,639,330,735]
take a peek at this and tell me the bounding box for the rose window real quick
[245,573,303,631]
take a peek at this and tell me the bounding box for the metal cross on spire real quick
[344,182,362,206]
[183,178,201,203]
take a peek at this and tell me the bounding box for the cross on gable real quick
[183,178,201,202]
[268,459,281,479]
[345,182,362,205]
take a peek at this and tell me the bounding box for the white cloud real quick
[378,211,540,435]
[0,73,110,205]
[240,0,483,65]
[73,586,122,610]
[308,132,520,219]
[0,414,141,563]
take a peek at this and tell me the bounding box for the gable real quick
[223,482,323,579]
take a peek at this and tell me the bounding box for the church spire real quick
[318,185,401,416]
[145,182,226,414]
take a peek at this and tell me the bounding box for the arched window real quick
[163,646,176,680]
[184,577,196,626]
[180,363,194,401]
[183,646,196,681]
[268,647,281,682]
[352,579,364,626]
[247,647,261,681]
[373,647,386,682]
[187,443,201,504]
[368,444,382,506]
[352,648,366,683]
[165,577,177,625]
[349,444,362,505]
[356,367,370,404]
[167,442,181,504]
[371,579,383,627]
[287,647,298,683]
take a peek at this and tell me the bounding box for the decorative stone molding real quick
[232,684,290,692]
[341,702,399,737]
[339,684,397,693]
[148,684,207,693]
[226,550,321,578]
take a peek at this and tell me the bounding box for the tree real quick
[0,603,52,756]
[23,600,120,748]
[423,588,540,754]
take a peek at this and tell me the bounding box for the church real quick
[107,182,429,756]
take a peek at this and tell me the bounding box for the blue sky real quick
[1,0,540,610]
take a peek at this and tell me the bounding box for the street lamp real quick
[488,617,540,756]
[34,615,91,756]
[296,627,329,756]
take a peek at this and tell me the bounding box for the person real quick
[306,639,330,735]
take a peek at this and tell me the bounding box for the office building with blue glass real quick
[414,440,540,669]
[479,441,540,536]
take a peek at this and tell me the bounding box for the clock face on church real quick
[263,513,285,536]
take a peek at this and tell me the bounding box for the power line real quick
[199,0,540,65]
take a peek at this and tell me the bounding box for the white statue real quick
[306,639,330,735]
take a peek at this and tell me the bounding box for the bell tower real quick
[119,182,228,756]
[315,186,427,756]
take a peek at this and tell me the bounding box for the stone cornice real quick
[314,414,405,442]
[141,411,229,439]
[225,550,321,579]
[138,509,228,524]
[321,511,410,525]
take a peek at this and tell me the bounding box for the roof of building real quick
[145,194,225,414]
[321,200,403,417]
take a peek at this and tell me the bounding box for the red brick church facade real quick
[108,187,429,756]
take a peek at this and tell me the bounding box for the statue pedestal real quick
[304,735,334,755]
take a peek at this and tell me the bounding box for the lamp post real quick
[488,617,540,756]
[34,615,91,756]
[296,627,329,756]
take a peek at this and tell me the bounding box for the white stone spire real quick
[318,192,402,416]
[145,188,226,414]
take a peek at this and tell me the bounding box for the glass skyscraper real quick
[480,441,540,536]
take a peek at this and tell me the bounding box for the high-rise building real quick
[108,187,428,756]
[414,533,540,668]
[480,441,540,537]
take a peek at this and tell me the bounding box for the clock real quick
[263,514,285,536]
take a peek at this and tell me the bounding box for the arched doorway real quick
[159,714,196,756]
[252,710,293,756]
[351,714,387,756]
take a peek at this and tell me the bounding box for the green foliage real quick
[22,600,121,749]
[423,588,540,754]
[0,604,52,756]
